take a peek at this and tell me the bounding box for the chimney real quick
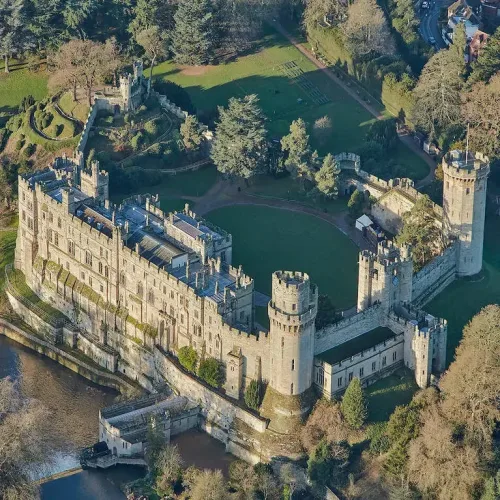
[215,281,219,294]
[185,261,190,279]
[135,242,140,254]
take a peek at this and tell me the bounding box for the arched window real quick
[104,266,109,278]
[148,289,154,305]
[99,262,103,274]
[137,282,143,297]
[120,272,126,285]
[290,383,294,395]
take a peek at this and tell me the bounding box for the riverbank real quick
[0,316,143,395]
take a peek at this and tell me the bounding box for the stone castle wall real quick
[314,304,383,355]
[411,244,458,306]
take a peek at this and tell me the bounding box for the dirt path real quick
[272,21,436,187]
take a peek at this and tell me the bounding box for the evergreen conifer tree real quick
[470,27,500,84]
[172,0,214,65]
[315,153,341,198]
[211,94,268,179]
[341,377,368,429]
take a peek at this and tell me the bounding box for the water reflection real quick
[0,335,118,474]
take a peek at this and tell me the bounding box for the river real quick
[0,335,235,498]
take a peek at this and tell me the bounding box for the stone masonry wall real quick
[314,304,383,355]
[411,244,458,306]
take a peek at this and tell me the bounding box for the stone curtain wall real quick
[75,103,100,165]
[314,304,383,355]
[411,244,458,307]
[151,91,189,120]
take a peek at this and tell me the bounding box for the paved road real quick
[419,0,448,49]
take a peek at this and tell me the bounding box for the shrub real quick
[144,118,160,137]
[138,104,147,114]
[55,124,64,137]
[198,357,225,388]
[41,112,53,129]
[244,380,262,410]
[23,143,36,158]
[7,115,23,132]
[131,131,145,151]
[148,143,163,158]
[15,138,25,151]
[0,128,10,153]
[177,346,198,373]
[17,159,32,175]
[124,113,131,124]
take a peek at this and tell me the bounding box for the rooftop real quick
[317,327,402,365]
[171,212,225,242]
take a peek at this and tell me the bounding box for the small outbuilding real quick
[355,214,373,232]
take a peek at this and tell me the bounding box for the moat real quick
[0,335,234,498]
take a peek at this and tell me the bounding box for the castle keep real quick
[8,71,490,461]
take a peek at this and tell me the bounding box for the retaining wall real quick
[0,316,140,394]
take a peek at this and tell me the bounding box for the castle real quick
[8,71,490,461]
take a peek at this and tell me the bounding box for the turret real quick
[267,271,317,396]
[442,150,489,276]
[357,241,413,313]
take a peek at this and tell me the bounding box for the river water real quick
[0,335,235,498]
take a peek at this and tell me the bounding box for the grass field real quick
[0,61,48,122]
[110,166,217,207]
[152,27,429,180]
[365,369,418,422]
[58,92,90,123]
[206,205,359,309]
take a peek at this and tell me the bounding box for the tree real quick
[307,439,350,488]
[211,94,268,179]
[155,445,183,495]
[396,194,443,270]
[343,0,395,57]
[347,189,365,219]
[452,22,467,73]
[315,294,337,329]
[412,49,464,139]
[341,377,368,429]
[391,0,419,45]
[145,416,167,467]
[408,407,481,500]
[0,165,14,209]
[303,0,347,34]
[244,379,262,410]
[172,0,214,65]
[366,119,398,152]
[462,73,500,159]
[198,357,225,388]
[50,39,117,105]
[470,27,500,84]
[0,378,50,499]
[180,115,203,152]
[190,469,229,500]
[279,463,307,499]
[281,118,316,185]
[314,153,341,199]
[481,471,500,500]
[439,305,500,446]
[312,115,333,146]
[136,26,168,83]
[62,0,98,39]
[0,0,35,73]
[177,345,198,373]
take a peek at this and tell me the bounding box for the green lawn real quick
[427,211,500,366]
[111,166,217,207]
[0,61,48,123]
[206,205,359,309]
[249,175,348,213]
[58,92,90,123]
[151,27,429,180]
[365,369,418,422]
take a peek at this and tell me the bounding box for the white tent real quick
[355,214,373,232]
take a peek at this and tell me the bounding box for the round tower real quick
[442,151,489,276]
[267,271,318,396]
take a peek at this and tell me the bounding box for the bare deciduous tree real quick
[0,377,50,500]
[189,469,229,500]
[342,0,395,57]
[408,407,481,500]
